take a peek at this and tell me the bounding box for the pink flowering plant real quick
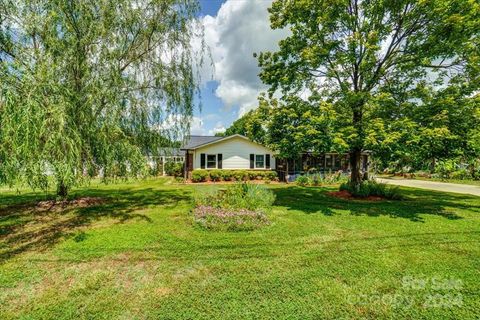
[194,205,270,231]
[193,182,275,231]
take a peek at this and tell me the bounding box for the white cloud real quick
[202,0,288,118]
[208,122,226,135]
[190,116,207,135]
[189,117,225,136]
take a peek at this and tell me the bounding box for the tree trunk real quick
[349,147,362,191]
[57,181,68,198]
[349,102,364,191]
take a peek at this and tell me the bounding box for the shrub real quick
[340,180,402,200]
[175,176,185,183]
[324,171,347,184]
[296,171,347,186]
[434,159,457,180]
[233,170,249,181]
[467,159,480,180]
[247,171,258,180]
[164,162,183,177]
[221,170,234,181]
[236,182,276,210]
[339,182,349,192]
[296,175,310,186]
[188,169,277,183]
[148,163,162,177]
[209,169,223,182]
[451,169,469,180]
[192,170,209,182]
[310,174,321,186]
[264,171,278,180]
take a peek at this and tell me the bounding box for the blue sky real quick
[192,0,232,136]
[189,0,288,136]
[199,0,225,16]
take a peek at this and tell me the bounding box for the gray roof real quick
[181,135,223,150]
[158,148,185,156]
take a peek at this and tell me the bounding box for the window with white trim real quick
[255,154,265,169]
[207,154,217,169]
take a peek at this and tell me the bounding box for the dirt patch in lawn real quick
[35,197,105,212]
[327,190,384,201]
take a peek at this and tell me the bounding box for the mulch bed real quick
[35,197,105,212]
[181,180,282,185]
[327,190,384,201]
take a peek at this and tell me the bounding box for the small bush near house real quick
[233,170,249,181]
[209,169,223,182]
[221,170,234,181]
[248,171,259,180]
[296,175,310,186]
[264,171,278,180]
[192,170,209,182]
[164,162,183,177]
[193,182,275,231]
[339,180,402,200]
[148,163,162,177]
[324,171,346,184]
[189,169,278,183]
[175,177,185,183]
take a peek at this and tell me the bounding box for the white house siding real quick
[193,136,275,170]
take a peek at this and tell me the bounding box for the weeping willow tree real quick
[0,0,204,197]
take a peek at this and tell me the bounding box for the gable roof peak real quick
[180,134,251,150]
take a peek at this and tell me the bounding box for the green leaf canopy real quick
[0,0,204,194]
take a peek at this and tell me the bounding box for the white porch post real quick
[162,156,165,176]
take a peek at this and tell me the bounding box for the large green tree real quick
[368,85,480,173]
[0,0,203,196]
[219,109,267,144]
[258,0,479,189]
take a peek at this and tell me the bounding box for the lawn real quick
[1,178,479,319]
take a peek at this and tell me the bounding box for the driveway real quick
[376,178,480,197]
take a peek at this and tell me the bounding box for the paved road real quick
[376,178,480,197]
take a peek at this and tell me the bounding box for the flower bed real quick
[192,182,275,231]
[193,205,269,231]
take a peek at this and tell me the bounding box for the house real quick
[180,134,276,178]
[180,134,371,181]
[275,151,371,182]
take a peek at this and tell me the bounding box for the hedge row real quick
[191,169,278,183]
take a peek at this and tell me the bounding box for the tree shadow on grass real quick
[272,186,478,222]
[0,187,190,262]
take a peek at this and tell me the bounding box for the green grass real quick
[1,178,479,319]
